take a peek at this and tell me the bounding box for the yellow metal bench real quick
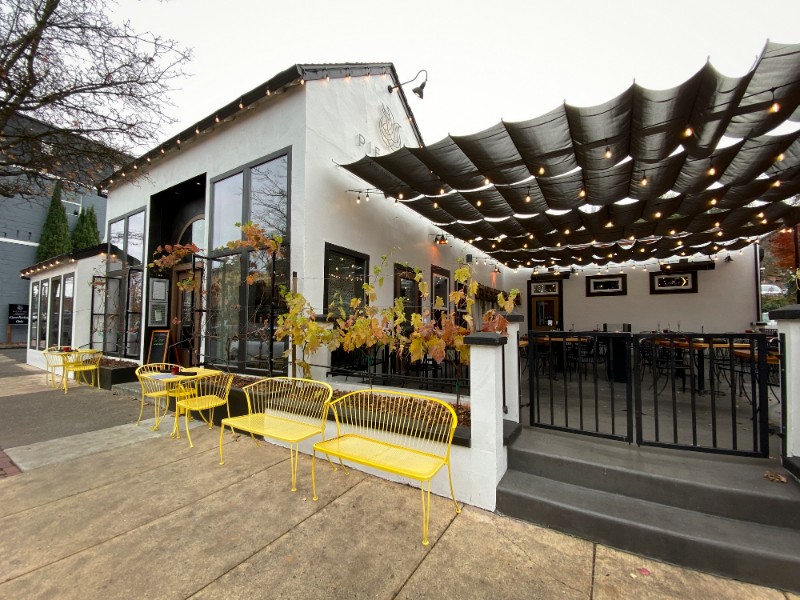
[220,377,333,492]
[311,389,461,545]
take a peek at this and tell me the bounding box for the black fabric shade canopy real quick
[343,41,800,268]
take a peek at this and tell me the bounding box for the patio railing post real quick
[502,313,524,424]
[770,304,800,480]
[464,331,507,511]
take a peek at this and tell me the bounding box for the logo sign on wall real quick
[378,104,402,151]
[8,304,29,325]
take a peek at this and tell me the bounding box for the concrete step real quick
[497,469,800,593]
[506,427,800,529]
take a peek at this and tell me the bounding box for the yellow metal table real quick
[141,367,222,432]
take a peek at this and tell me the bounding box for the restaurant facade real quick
[23,61,773,372]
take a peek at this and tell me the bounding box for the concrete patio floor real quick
[0,349,796,599]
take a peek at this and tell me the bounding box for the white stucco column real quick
[464,331,507,511]
[503,313,524,424]
[770,305,800,479]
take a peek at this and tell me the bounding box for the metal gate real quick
[523,331,784,457]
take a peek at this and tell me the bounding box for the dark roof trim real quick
[19,243,108,278]
[99,62,423,190]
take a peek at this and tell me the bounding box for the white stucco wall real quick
[25,254,105,370]
[106,87,307,227]
[502,245,761,333]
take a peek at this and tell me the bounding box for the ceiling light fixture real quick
[641,171,648,186]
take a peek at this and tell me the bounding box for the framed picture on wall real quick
[649,271,698,294]
[150,278,168,302]
[148,302,168,327]
[585,274,627,297]
[530,281,560,295]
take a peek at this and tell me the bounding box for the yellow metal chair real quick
[173,372,233,448]
[135,363,186,428]
[312,389,460,545]
[43,346,66,388]
[220,377,333,492]
[61,349,102,393]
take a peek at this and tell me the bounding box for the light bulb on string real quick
[770,88,780,113]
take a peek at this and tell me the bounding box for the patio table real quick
[141,367,222,432]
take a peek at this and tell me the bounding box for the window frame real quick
[105,208,146,358]
[205,148,292,373]
[323,242,370,312]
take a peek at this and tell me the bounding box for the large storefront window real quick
[250,155,288,238]
[105,209,145,357]
[28,274,74,350]
[211,172,243,250]
[29,282,39,349]
[207,151,290,373]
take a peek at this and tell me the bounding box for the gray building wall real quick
[1,188,106,344]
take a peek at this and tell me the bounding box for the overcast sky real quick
[115,0,800,148]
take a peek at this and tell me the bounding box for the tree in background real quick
[0,0,191,198]
[36,180,71,261]
[71,204,100,251]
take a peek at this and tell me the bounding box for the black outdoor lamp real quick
[388,69,428,99]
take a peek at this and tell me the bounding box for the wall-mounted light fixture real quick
[388,69,428,99]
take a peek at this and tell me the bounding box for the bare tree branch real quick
[0,0,192,198]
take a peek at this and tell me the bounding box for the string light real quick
[641,171,648,186]
[579,188,586,198]
[538,166,545,176]
[654,211,662,218]
[710,198,718,206]
[683,127,693,137]
[777,153,785,162]
[770,88,780,113]
[604,146,612,159]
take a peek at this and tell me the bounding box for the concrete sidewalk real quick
[0,350,793,599]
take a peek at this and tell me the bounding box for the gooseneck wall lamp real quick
[388,69,428,99]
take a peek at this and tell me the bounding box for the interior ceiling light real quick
[641,171,648,186]
[604,146,612,159]
[684,126,693,137]
[538,166,545,176]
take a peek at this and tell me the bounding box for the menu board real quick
[147,330,170,364]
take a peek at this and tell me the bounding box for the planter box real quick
[98,365,138,390]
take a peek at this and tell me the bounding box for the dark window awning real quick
[343,41,800,268]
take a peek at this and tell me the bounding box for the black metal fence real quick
[523,331,784,457]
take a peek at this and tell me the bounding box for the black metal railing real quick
[325,347,470,402]
[523,330,784,457]
[525,331,633,442]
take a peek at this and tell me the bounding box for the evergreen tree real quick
[36,181,73,262]
[72,205,101,251]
